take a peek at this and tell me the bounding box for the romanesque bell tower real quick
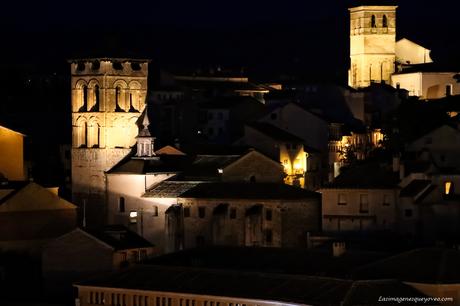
[349,5,397,88]
[70,58,149,226]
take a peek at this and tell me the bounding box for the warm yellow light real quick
[445,182,452,195]
[130,211,138,218]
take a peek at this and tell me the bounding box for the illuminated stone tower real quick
[70,58,149,225]
[348,5,397,88]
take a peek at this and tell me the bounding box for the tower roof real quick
[349,1,397,10]
[138,106,152,138]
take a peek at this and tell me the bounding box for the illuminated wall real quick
[0,126,25,181]
[349,6,397,88]
[396,38,433,65]
[70,59,149,226]
[391,72,460,99]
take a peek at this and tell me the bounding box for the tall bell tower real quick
[348,5,397,88]
[70,58,149,226]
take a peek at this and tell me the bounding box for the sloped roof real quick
[76,265,428,306]
[143,181,202,198]
[325,163,400,189]
[246,122,304,142]
[352,248,460,284]
[155,145,186,156]
[179,183,320,200]
[82,225,154,251]
[0,182,76,212]
[178,155,241,180]
[399,180,432,197]
[107,154,192,174]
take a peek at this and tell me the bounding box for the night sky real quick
[1,0,460,78]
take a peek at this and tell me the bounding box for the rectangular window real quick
[156,297,160,306]
[338,193,347,205]
[445,181,453,195]
[360,194,369,213]
[383,194,391,206]
[119,197,125,213]
[152,205,159,217]
[130,250,139,262]
[230,208,237,219]
[140,249,147,260]
[265,209,272,221]
[134,295,138,306]
[265,229,273,244]
[129,211,138,224]
[183,207,190,217]
[198,207,206,218]
[405,209,413,218]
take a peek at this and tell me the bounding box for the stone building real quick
[42,225,154,295]
[70,58,149,226]
[320,163,400,233]
[74,265,430,306]
[0,181,77,254]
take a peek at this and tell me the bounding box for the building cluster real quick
[1,2,460,306]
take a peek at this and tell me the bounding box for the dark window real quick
[249,175,256,183]
[131,62,141,71]
[94,85,100,110]
[338,194,347,205]
[91,60,100,70]
[270,113,277,120]
[208,127,214,136]
[82,85,88,110]
[184,207,190,217]
[286,143,291,150]
[196,235,205,246]
[119,197,125,213]
[113,62,123,70]
[152,205,159,217]
[265,229,273,244]
[382,15,388,27]
[198,207,206,218]
[230,208,237,219]
[446,84,453,96]
[405,209,413,218]
[266,209,273,221]
[383,194,391,206]
[115,86,121,109]
[77,62,85,71]
[360,194,369,213]
[371,15,377,28]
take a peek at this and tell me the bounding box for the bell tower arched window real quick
[93,85,100,111]
[371,15,377,28]
[80,85,88,112]
[382,15,388,28]
[115,86,124,111]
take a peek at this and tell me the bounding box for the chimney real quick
[332,242,346,257]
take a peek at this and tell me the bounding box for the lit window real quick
[218,168,223,174]
[445,182,453,195]
[129,211,138,224]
